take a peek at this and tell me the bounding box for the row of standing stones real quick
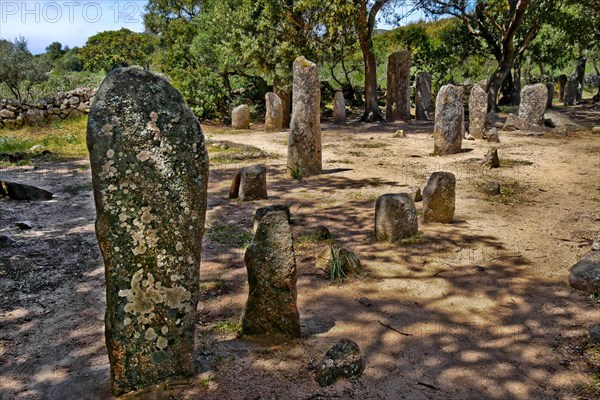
[0,88,96,129]
[85,53,597,395]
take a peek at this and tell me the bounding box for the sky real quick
[0,0,147,53]
[0,0,429,55]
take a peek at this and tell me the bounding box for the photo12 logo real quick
[1,1,144,24]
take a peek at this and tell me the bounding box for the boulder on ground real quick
[569,251,600,295]
[487,128,500,143]
[232,105,250,129]
[422,172,456,223]
[503,114,550,133]
[519,83,547,125]
[315,339,364,387]
[375,193,418,242]
[482,148,500,169]
[0,181,53,201]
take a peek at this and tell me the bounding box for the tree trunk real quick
[486,55,515,111]
[358,36,384,122]
[574,57,586,102]
[512,63,522,105]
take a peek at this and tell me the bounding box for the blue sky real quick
[0,0,428,55]
[0,0,147,53]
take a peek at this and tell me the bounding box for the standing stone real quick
[87,68,208,395]
[232,105,250,129]
[422,172,456,223]
[415,71,432,120]
[240,164,268,201]
[288,56,322,178]
[469,84,488,139]
[265,92,283,132]
[482,148,500,168]
[433,85,464,155]
[333,90,346,125]
[386,50,412,122]
[375,193,418,242]
[546,83,555,108]
[487,128,500,143]
[557,74,568,102]
[574,58,586,102]
[519,84,547,125]
[241,210,301,338]
[274,77,292,129]
[564,77,577,106]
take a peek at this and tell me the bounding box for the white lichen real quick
[156,336,168,350]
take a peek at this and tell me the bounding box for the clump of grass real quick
[206,223,253,247]
[200,375,215,389]
[500,158,534,168]
[348,151,366,157]
[473,179,526,205]
[398,232,429,246]
[354,142,388,149]
[328,248,346,283]
[210,320,241,335]
[289,164,303,181]
[587,293,600,304]
[576,342,600,398]
[0,116,88,161]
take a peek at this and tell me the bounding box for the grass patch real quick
[500,158,534,168]
[209,320,241,335]
[576,343,600,399]
[587,293,600,304]
[336,159,352,164]
[206,222,253,248]
[207,140,277,164]
[473,179,527,205]
[0,116,88,162]
[348,151,366,157]
[354,142,388,149]
[398,232,429,246]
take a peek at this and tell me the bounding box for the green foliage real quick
[79,28,157,73]
[0,37,50,101]
[45,42,66,61]
[328,247,346,283]
[56,49,84,72]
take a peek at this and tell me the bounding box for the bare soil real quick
[1,105,599,400]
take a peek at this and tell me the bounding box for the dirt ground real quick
[1,105,599,400]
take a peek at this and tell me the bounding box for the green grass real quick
[0,116,88,166]
[210,320,241,335]
[206,222,253,248]
[328,248,346,283]
[348,151,366,157]
[576,343,600,399]
[398,232,429,246]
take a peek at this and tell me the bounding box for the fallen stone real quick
[503,114,550,133]
[16,221,33,230]
[482,148,500,169]
[569,251,600,294]
[422,172,456,223]
[480,181,500,195]
[315,241,362,280]
[0,181,53,201]
[544,111,583,131]
[0,234,19,247]
[315,339,365,387]
[241,210,301,338]
[253,204,292,233]
[375,193,418,242]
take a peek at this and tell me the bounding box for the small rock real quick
[315,339,364,387]
[487,128,500,143]
[480,181,500,195]
[569,251,600,294]
[473,266,485,273]
[311,225,333,241]
[482,148,500,169]
[410,187,423,202]
[503,114,550,133]
[28,145,46,153]
[16,221,33,230]
[393,130,407,138]
[465,133,475,140]
[592,231,600,252]
[589,325,600,345]
[0,234,19,247]
[592,126,600,134]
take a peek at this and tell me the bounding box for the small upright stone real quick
[469,84,488,139]
[386,50,412,122]
[410,186,423,202]
[240,164,268,201]
[232,105,250,129]
[375,193,418,242]
[252,204,291,233]
[557,74,568,102]
[434,85,464,155]
[564,77,577,106]
[415,71,432,120]
[422,172,456,223]
[487,128,500,143]
[87,68,208,395]
[265,92,283,132]
[315,339,364,387]
[546,83,555,108]
[332,90,346,125]
[288,56,322,178]
[519,84,547,125]
[241,210,301,338]
[274,77,292,129]
[482,148,500,168]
